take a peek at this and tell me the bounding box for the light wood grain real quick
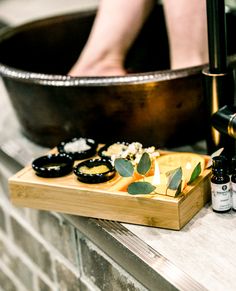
[9,152,211,230]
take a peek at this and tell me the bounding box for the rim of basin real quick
[0,62,207,87]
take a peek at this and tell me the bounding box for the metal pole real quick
[206,0,227,73]
[203,0,235,157]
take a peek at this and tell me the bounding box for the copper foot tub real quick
[0,5,236,148]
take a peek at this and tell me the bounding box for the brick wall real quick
[0,164,147,291]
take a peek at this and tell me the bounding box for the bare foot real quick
[68,59,126,77]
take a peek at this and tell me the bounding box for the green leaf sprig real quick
[137,152,151,175]
[187,162,201,184]
[165,167,183,196]
[114,153,203,196]
[114,158,134,177]
[128,182,156,195]
[114,152,155,195]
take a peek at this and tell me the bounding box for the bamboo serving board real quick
[9,151,211,230]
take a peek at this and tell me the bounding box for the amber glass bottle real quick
[211,156,231,213]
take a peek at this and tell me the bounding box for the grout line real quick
[0,229,57,290]
[0,195,81,275]
[0,260,28,291]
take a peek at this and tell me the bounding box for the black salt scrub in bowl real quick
[74,158,116,184]
[57,137,97,160]
[32,153,73,178]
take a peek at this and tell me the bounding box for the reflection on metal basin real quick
[0,5,236,147]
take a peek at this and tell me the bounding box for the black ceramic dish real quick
[32,153,74,178]
[57,137,97,160]
[74,158,116,184]
[98,142,129,160]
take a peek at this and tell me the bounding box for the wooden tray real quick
[9,151,211,230]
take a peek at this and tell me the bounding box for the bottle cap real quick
[212,155,228,173]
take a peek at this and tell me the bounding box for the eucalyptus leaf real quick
[137,152,151,175]
[166,167,182,190]
[188,162,201,184]
[128,181,156,195]
[114,158,134,177]
[165,168,177,177]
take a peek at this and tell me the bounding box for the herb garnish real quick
[114,153,202,196]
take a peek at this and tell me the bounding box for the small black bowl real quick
[74,158,116,184]
[32,153,74,178]
[57,137,98,160]
[98,142,129,160]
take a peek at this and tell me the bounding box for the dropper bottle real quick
[211,156,231,213]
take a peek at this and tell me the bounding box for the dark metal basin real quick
[0,5,236,147]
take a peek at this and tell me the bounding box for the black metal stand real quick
[203,0,236,157]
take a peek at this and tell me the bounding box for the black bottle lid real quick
[212,155,229,174]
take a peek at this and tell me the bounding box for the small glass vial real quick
[211,156,231,213]
[231,156,236,211]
